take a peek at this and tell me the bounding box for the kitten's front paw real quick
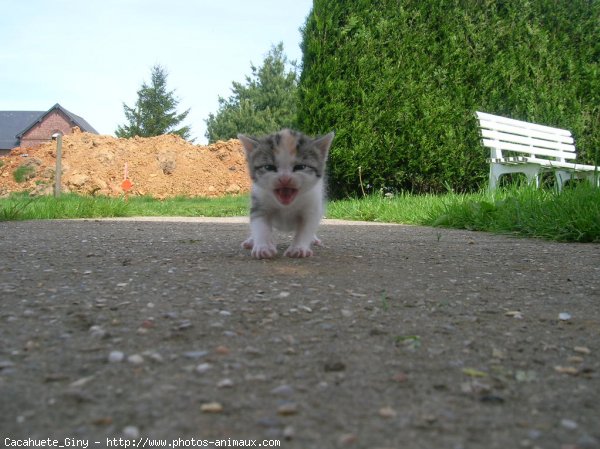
[251,243,277,259]
[284,245,313,258]
[312,236,323,247]
[241,237,254,249]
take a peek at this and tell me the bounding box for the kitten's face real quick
[238,129,334,206]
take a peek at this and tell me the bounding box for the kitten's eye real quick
[259,165,277,172]
[293,164,307,172]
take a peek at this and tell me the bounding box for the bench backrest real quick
[476,111,576,162]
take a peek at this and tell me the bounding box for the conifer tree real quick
[205,43,298,143]
[116,65,192,140]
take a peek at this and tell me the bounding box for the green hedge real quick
[298,0,599,196]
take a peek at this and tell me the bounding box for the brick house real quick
[0,103,98,155]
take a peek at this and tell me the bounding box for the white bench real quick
[476,111,599,191]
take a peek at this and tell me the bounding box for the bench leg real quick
[521,166,540,188]
[489,164,501,191]
[526,172,540,189]
[588,171,600,188]
[556,170,600,189]
[489,163,541,190]
[581,171,600,188]
[555,170,571,192]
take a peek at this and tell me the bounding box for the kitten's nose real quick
[278,175,293,186]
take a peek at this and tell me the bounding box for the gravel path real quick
[1,218,599,449]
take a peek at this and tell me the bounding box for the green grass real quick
[327,192,445,224]
[426,185,600,242]
[0,193,248,221]
[1,183,599,242]
[327,183,600,243]
[12,165,36,183]
[123,195,248,217]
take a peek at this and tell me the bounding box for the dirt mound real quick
[0,128,251,198]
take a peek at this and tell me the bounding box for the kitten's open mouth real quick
[274,187,298,205]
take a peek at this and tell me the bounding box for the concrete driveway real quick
[1,218,598,449]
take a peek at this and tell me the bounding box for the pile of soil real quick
[0,128,251,198]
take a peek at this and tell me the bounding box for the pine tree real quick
[205,43,298,143]
[116,65,192,140]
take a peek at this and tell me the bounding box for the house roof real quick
[0,110,43,150]
[0,103,98,150]
[16,103,99,137]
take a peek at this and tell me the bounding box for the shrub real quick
[13,164,36,183]
[298,0,599,197]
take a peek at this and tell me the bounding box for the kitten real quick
[238,129,334,259]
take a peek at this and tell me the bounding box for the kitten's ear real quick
[313,132,335,157]
[238,134,259,154]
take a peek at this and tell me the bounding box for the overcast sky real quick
[0,0,313,143]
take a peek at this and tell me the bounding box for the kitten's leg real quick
[285,216,321,258]
[248,217,277,259]
[312,236,323,247]
[241,237,253,249]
